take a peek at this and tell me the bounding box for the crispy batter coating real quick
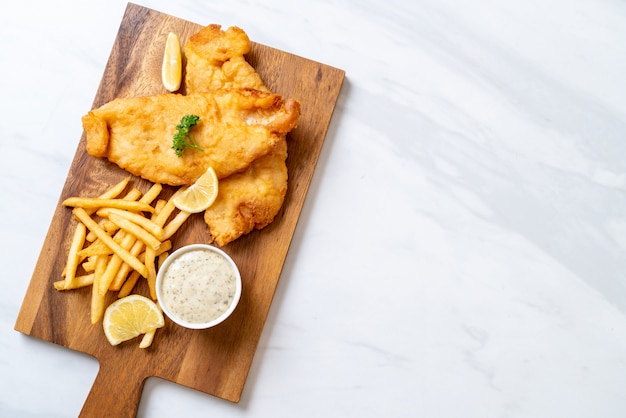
[81,23,300,246]
[184,24,268,93]
[83,89,299,186]
[184,25,295,246]
[204,139,288,246]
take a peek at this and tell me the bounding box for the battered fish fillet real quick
[82,89,300,186]
[204,139,288,246]
[183,25,292,246]
[184,24,268,93]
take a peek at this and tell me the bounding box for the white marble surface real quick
[2,0,626,416]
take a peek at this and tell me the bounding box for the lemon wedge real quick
[173,166,219,213]
[162,31,182,92]
[103,295,165,346]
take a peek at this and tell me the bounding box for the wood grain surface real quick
[14,3,345,417]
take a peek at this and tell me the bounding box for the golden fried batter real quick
[204,139,288,246]
[184,24,268,93]
[184,25,294,246]
[83,89,299,186]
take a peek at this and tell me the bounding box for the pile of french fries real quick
[56,177,191,334]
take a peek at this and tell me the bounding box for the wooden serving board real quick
[14,3,344,417]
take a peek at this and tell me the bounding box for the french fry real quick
[139,301,162,348]
[126,187,144,201]
[90,255,109,324]
[98,208,165,240]
[83,177,131,217]
[139,328,157,349]
[87,188,143,241]
[103,220,120,234]
[145,247,157,300]
[78,239,114,258]
[156,240,172,255]
[163,211,191,240]
[63,197,155,214]
[144,242,173,300]
[62,223,87,289]
[107,212,162,251]
[82,256,98,273]
[73,208,148,278]
[98,231,138,296]
[157,252,168,268]
[96,177,131,202]
[153,199,167,215]
[54,273,95,291]
[100,255,126,295]
[153,188,184,227]
[118,270,141,298]
[109,239,146,291]
[59,178,196,348]
[139,183,163,205]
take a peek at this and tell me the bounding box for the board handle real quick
[79,358,145,418]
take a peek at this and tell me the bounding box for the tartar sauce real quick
[160,248,237,324]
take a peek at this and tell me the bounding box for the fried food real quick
[58,180,193,333]
[204,139,288,246]
[184,25,292,246]
[184,24,268,93]
[83,89,300,186]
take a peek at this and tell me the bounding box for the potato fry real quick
[125,188,144,201]
[90,255,109,324]
[139,328,157,349]
[163,210,191,240]
[98,177,131,201]
[98,231,137,296]
[153,188,184,227]
[139,183,163,205]
[139,301,162,348]
[143,249,171,300]
[117,270,141,298]
[153,199,167,215]
[54,273,95,291]
[107,212,162,251]
[63,223,86,289]
[98,208,165,240]
[157,252,168,268]
[116,193,170,297]
[156,240,172,255]
[63,197,155,213]
[87,188,143,241]
[73,208,148,278]
[82,256,97,273]
[58,178,195,348]
[78,239,114,258]
[100,256,126,295]
[83,177,131,217]
[110,239,146,291]
[144,247,157,300]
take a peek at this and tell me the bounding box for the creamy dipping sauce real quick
[160,248,237,324]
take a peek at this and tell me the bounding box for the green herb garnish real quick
[172,114,203,157]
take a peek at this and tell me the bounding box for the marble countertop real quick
[2,0,626,416]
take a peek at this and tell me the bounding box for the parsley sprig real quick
[172,114,203,157]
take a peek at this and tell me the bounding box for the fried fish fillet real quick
[204,139,289,246]
[184,25,292,245]
[202,135,289,246]
[184,24,268,94]
[82,88,300,186]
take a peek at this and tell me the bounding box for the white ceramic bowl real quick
[156,244,242,329]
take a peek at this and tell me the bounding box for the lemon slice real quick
[103,295,165,346]
[162,31,182,92]
[173,167,219,213]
